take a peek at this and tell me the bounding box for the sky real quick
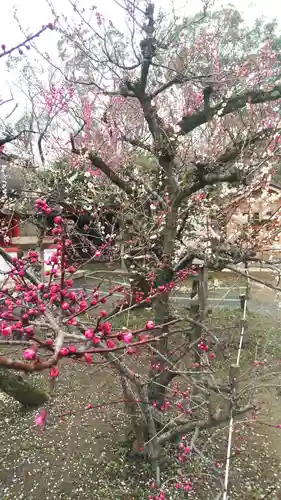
[1,0,281,80]
[1,0,281,131]
[1,0,281,51]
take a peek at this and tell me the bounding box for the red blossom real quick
[84,353,93,364]
[60,347,69,357]
[50,366,59,377]
[146,320,155,330]
[84,328,94,339]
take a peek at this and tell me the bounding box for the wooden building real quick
[225,180,281,260]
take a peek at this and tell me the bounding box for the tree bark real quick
[189,266,209,362]
[131,273,151,304]
[148,207,178,409]
[0,369,48,408]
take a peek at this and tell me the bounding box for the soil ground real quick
[1,280,281,498]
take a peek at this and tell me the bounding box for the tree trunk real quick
[189,278,201,363]
[148,208,178,410]
[131,273,151,305]
[0,369,48,408]
[189,266,209,361]
[120,375,149,458]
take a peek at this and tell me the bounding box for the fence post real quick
[239,293,246,312]
[229,363,240,413]
[120,236,127,271]
[117,224,128,272]
[198,265,209,323]
[189,277,200,351]
[189,264,209,361]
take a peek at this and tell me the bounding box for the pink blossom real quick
[35,408,47,428]
[79,300,88,311]
[123,332,133,344]
[67,317,78,326]
[54,215,63,225]
[146,320,155,330]
[84,353,93,364]
[65,279,74,287]
[127,346,137,355]
[23,348,36,361]
[60,347,69,357]
[199,342,208,351]
[2,326,12,336]
[25,326,34,336]
[183,482,193,491]
[84,328,94,339]
[100,321,112,334]
[106,339,116,349]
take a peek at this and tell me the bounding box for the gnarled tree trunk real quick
[0,369,48,408]
[147,208,178,411]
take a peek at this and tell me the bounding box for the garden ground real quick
[1,303,281,499]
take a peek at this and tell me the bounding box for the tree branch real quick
[174,169,241,207]
[0,129,35,147]
[0,355,58,373]
[139,3,156,93]
[122,135,153,153]
[0,24,53,59]
[178,84,281,135]
[195,127,280,168]
[157,404,253,445]
[150,73,210,99]
[70,136,133,196]
[0,247,39,286]
[88,151,133,196]
[174,125,276,208]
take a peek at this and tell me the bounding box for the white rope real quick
[222,270,249,500]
